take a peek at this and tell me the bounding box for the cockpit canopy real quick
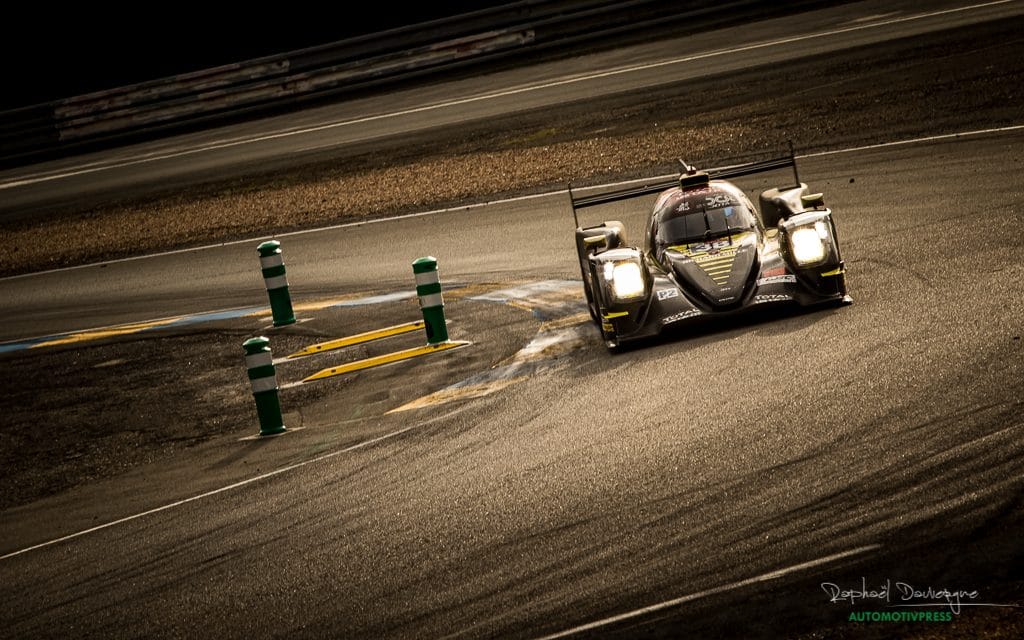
[648,181,759,257]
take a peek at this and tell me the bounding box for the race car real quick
[571,152,851,351]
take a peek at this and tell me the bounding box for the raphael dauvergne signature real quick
[819,578,1015,614]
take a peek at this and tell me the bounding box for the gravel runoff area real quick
[1,17,1022,277]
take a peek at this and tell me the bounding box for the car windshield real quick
[656,201,756,247]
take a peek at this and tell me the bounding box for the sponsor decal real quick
[666,232,754,258]
[662,309,701,325]
[693,249,737,263]
[704,193,734,208]
[757,275,797,286]
[754,294,793,304]
[656,288,679,301]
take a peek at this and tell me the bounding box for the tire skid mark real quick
[390,280,590,412]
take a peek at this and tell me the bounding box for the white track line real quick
[798,125,1024,157]
[5,125,1015,557]
[7,128,1013,556]
[0,0,1013,563]
[0,0,1014,191]
[531,544,883,640]
[0,423,417,561]
[3,123,1022,283]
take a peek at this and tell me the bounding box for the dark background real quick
[2,2,509,110]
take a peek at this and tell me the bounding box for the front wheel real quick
[600,316,622,352]
[604,336,624,354]
[580,260,600,323]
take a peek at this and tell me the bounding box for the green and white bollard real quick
[257,240,296,326]
[243,336,286,436]
[412,256,448,344]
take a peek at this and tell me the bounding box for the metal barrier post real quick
[243,336,286,436]
[412,256,449,344]
[257,240,296,326]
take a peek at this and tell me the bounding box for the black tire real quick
[579,260,599,323]
[599,308,620,351]
[604,336,624,354]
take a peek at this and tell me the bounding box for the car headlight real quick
[605,260,646,302]
[790,225,827,266]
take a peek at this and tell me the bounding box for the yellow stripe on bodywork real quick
[30,318,182,348]
[821,268,845,277]
[603,311,629,319]
[704,265,733,274]
[702,257,735,285]
[302,340,471,382]
[287,321,424,359]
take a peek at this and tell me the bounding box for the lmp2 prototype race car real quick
[572,152,851,351]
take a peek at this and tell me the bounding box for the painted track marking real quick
[2,128,1022,554]
[2,124,1022,284]
[530,545,883,640]
[0,291,421,353]
[0,423,419,561]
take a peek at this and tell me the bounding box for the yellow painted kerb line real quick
[387,377,525,414]
[248,298,366,317]
[302,340,471,382]
[30,318,182,349]
[287,321,425,359]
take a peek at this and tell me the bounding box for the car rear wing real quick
[569,144,802,227]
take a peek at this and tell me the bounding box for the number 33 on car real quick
[570,150,851,351]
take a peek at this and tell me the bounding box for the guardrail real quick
[0,0,809,166]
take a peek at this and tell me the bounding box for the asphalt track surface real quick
[1,2,1023,639]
